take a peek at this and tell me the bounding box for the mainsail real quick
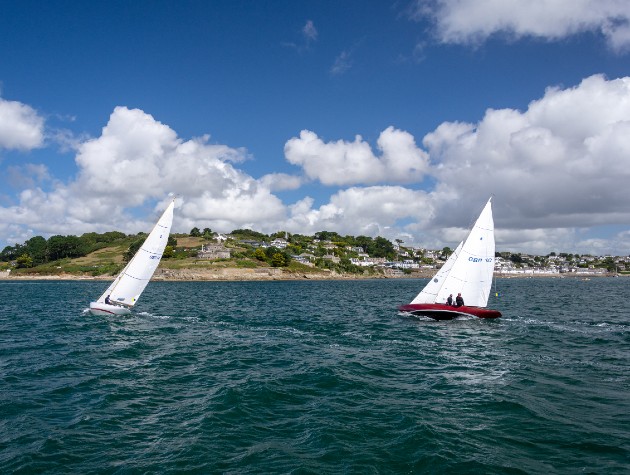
[96,199,175,307]
[409,198,495,308]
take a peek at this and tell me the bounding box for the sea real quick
[0,277,628,474]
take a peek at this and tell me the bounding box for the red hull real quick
[398,303,501,320]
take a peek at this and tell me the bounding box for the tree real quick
[231,228,268,240]
[271,252,286,267]
[24,236,47,265]
[369,237,395,259]
[163,245,175,258]
[254,248,267,261]
[16,253,33,268]
[314,231,343,242]
[1,244,23,262]
[440,246,453,260]
[167,235,177,247]
[47,235,87,261]
[190,227,201,237]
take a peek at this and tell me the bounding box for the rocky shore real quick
[1,266,621,281]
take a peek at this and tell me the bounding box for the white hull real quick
[89,302,132,316]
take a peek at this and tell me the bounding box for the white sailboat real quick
[89,199,175,316]
[399,197,501,320]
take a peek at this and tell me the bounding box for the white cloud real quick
[413,0,630,52]
[423,75,630,239]
[258,173,303,191]
[3,75,630,256]
[0,106,287,241]
[284,127,429,186]
[0,97,45,151]
[303,20,318,43]
[284,186,433,239]
[283,19,318,52]
[331,50,352,75]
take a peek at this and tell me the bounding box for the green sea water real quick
[0,278,628,474]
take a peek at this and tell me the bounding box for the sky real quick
[1,0,630,255]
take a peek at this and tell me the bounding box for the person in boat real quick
[105,294,112,305]
[455,293,464,307]
[446,294,453,306]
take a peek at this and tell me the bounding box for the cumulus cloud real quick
[3,74,630,255]
[423,75,630,240]
[0,97,45,151]
[284,186,433,238]
[413,0,630,52]
[284,127,430,186]
[0,106,287,241]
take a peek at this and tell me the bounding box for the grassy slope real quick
[6,235,325,277]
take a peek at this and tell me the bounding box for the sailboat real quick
[89,198,175,316]
[399,197,502,320]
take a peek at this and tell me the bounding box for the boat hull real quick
[398,303,501,320]
[89,302,132,316]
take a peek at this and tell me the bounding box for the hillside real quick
[1,234,428,281]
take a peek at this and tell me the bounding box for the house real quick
[270,238,288,249]
[293,254,314,266]
[299,252,316,262]
[197,244,231,260]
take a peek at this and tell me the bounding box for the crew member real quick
[455,293,464,307]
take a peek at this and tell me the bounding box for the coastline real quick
[0,267,623,282]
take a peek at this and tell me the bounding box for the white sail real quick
[411,241,463,304]
[410,197,495,308]
[97,199,175,307]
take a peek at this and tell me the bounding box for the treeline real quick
[1,225,398,272]
[1,231,130,268]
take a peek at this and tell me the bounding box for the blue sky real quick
[1,0,630,255]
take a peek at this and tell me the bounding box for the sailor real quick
[105,294,112,305]
[455,293,464,307]
[446,294,453,306]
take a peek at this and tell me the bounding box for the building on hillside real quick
[293,254,314,266]
[239,239,268,248]
[345,246,364,254]
[270,238,288,249]
[197,244,231,260]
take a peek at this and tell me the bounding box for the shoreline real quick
[0,267,624,282]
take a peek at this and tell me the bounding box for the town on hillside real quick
[1,227,628,278]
